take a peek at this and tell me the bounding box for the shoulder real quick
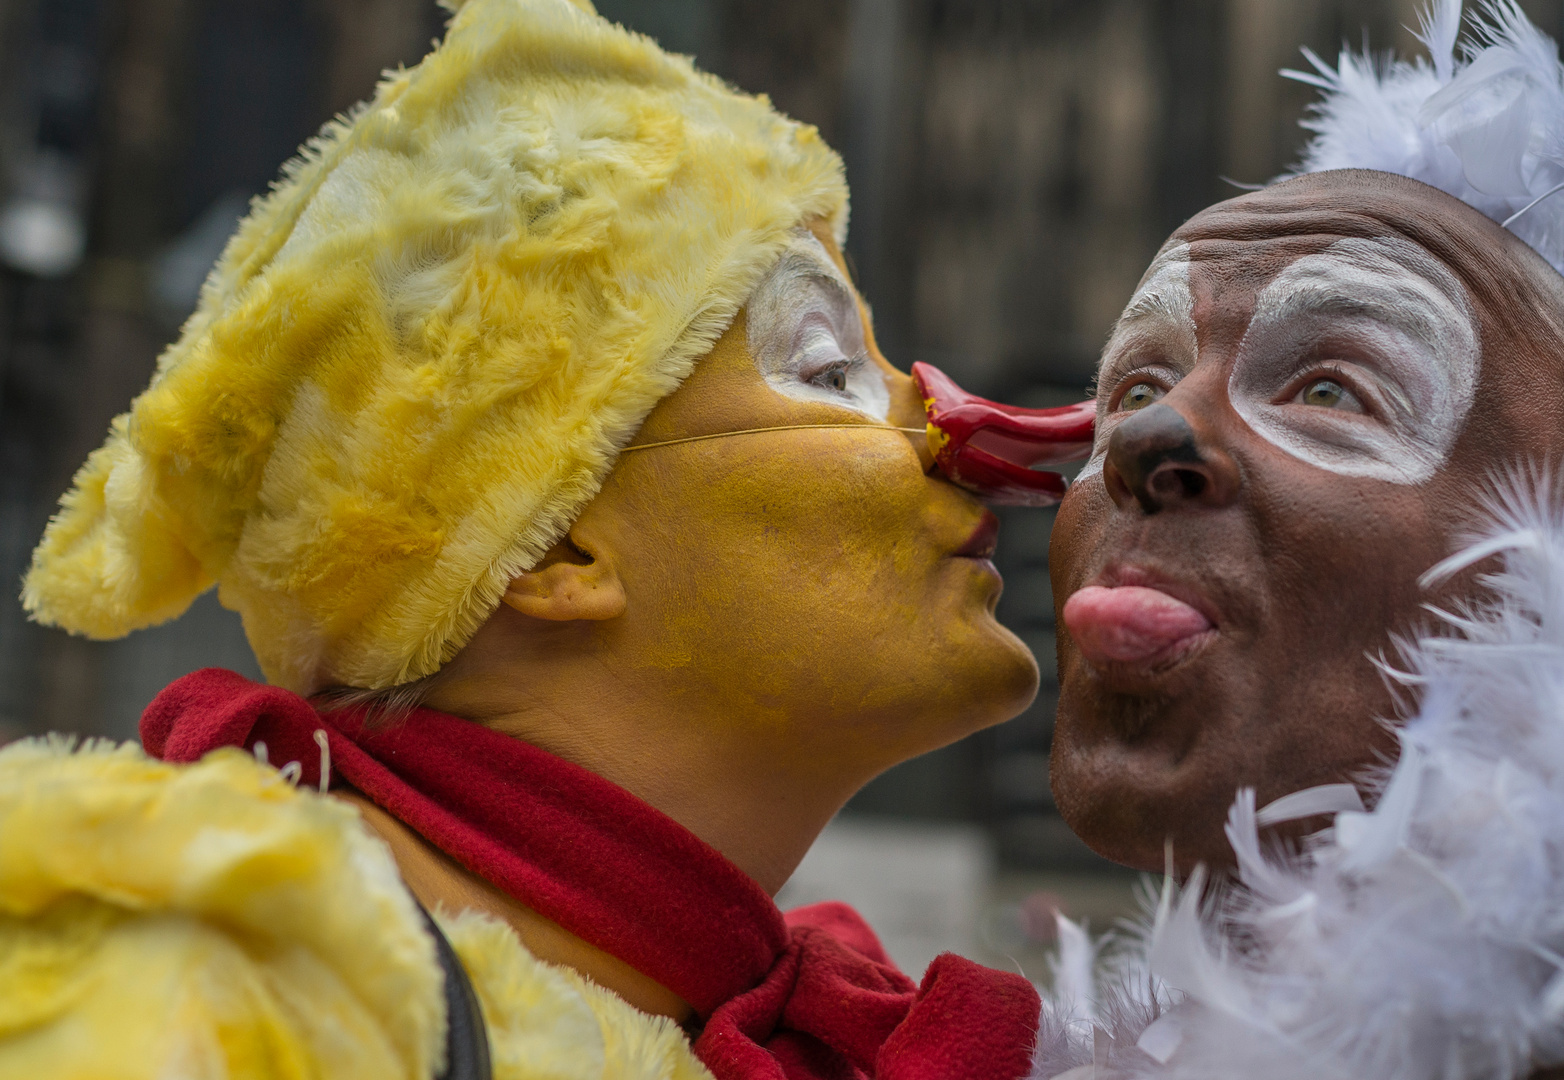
[0,738,713,1080]
[0,738,441,1079]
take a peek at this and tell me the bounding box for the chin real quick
[900,613,1037,759]
[963,616,1041,727]
[1049,679,1254,873]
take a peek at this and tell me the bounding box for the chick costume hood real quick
[22,0,847,694]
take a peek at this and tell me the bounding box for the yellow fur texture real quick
[441,909,714,1080]
[21,0,847,693]
[0,739,714,1079]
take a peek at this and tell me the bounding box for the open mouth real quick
[955,511,1000,559]
[1062,570,1217,674]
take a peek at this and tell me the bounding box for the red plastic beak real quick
[912,361,1095,507]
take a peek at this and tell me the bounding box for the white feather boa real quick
[1285,0,1564,277]
[1030,474,1564,1080]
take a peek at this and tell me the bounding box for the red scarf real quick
[141,669,1039,1079]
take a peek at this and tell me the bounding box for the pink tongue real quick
[1062,586,1213,666]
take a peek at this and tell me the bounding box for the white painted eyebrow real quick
[1078,244,1196,482]
[1247,235,1472,351]
[1116,242,1195,327]
[1230,235,1479,485]
[755,230,858,312]
[745,230,865,375]
[1096,242,1196,390]
[743,228,889,419]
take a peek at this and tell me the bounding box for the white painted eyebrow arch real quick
[766,233,859,308]
[1110,244,1194,337]
[1120,283,1189,323]
[1254,284,1450,343]
[1247,249,1468,350]
[1098,245,1195,383]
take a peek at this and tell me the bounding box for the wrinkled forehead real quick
[1175,231,1348,310]
[1123,228,1473,352]
[1149,174,1564,344]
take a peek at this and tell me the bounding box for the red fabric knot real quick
[878,954,1042,1080]
[140,668,1040,1079]
[698,903,1041,1080]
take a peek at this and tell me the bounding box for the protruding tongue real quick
[1062,586,1213,667]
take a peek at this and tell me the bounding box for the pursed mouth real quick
[954,511,1001,559]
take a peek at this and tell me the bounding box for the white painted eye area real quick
[745,232,890,421]
[1077,243,1197,482]
[1230,236,1479,486]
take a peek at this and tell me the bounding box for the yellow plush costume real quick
[21,0,847,694]
[11,2,852,1074]
[0,740,714,1080]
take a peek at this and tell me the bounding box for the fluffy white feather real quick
[1284,0,1564,276]
[1030,467,1564,1080]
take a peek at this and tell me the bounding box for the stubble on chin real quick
[1090,688,1174,743]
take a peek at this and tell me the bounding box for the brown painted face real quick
[1049,170,1564,873]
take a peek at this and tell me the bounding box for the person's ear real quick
[500,533,626,622]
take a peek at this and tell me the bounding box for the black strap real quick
[419,905,493,1080]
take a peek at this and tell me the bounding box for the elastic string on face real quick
[620,423,927,453]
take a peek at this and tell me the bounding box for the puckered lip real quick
[1081,563,1223,633]
[955,510,1001,559]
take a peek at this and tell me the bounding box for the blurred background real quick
[1,0,1557,976]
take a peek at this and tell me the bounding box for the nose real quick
[912,362,1095,507]
[1103,402,1238,514]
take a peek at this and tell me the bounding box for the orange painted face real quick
[1049,171,1564,873]
[579,224,1040,775]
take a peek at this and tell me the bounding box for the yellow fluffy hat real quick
[23,0,847,693]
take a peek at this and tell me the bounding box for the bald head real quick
[1182,170,1561,282]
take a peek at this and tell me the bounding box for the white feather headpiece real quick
[1286,0,1564,276]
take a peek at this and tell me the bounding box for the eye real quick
[1118,381,1163,412]
[810,362,849,394]
[1296,376,1361,411]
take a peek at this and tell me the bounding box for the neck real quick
[347,653,874,1021]
[337,788,697,1023]
[424,651,871,897]
[477,703,860,896]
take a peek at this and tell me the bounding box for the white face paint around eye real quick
[745,231,890,422]
[1229,236,1478,485]
[1078,242,1197,482]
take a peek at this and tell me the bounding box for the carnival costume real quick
[0,669,1039,1079]
[0,0,1079,1075]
